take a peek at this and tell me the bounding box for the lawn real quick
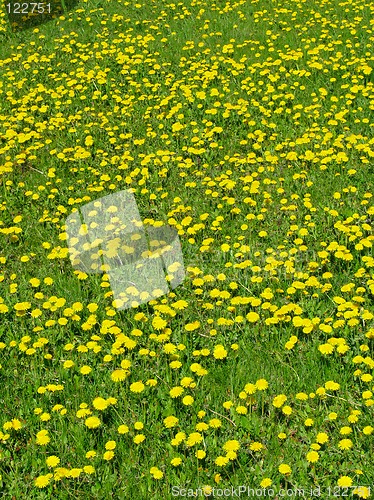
[0,0,373,498]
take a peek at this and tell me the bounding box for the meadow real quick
[0,0,373,498]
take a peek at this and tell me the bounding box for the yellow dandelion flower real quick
[133,434,145,444]
[337,476,352,487]
[185,321,201,331]
[92,397,109,411]
[111,369,129,382]
[171,457,182,466]
[306,451,319,463]
[34,474,52,488]
[182,395,194,406]
[260,478,272,488]
[249,442,264,452]
[46,456,60,468]
[105,441,116,450]
[338,439,353,450]
[272,394,287,408]
[278,463,292,475]
[246,312,260,322]
[163,416,179,428]
[215,456,229,467]
[213,344,227,359]
[130,381,145,393]
[255,379,268,390]
[85,416,101,429]
[223,440,240,452]
[103,451,115,461]
[150,467,163,479]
